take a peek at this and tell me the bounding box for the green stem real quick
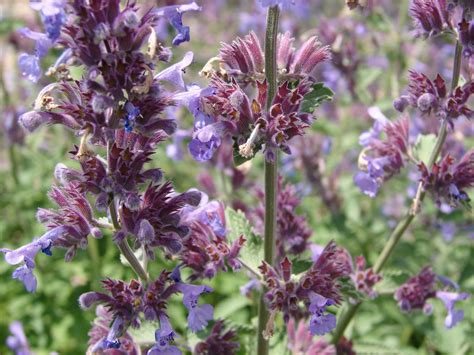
[109,197,149,283]
[332,40,462,345]
[257,5,280,355]
[8,145,19,185]
[87,236,101,284]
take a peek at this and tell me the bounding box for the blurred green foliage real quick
[0,1,473,354]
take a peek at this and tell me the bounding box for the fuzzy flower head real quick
[179,197,245,280]
[396,71,474,123]
[351,256,382,299]
[355,115,410,198]
[249,176,312,261]
[259,241,350,331]
[410,0,451,37]
[118,182,201,258]
[418,150,474,208]
[394,266,437,313]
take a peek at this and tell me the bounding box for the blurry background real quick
[0,0,473,353]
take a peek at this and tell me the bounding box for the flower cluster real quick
[194,320,240,354]
[354,108,410,197]
[409,0,451,37]
[418,150,474,208]
[188,31,331,162]
[80,270,214,350]
[259,241,351,335]
[395,71,474,124]
[179,195,246,280]
[287,318,336,355]
[87,306,139,354]
[351,256,382,299]
[395,266,470,328]
[249,176,312,261]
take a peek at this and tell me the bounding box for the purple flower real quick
[359,107,389,147]
[418,150,474,208]
[124,102,140,133]
[355,117,410,197]
[189,125,223,162]
[18,0,66,81]
[249,176,312,261]
[87,306,139,354]
[351,256,382,299]
[6,321,31,355]
[18,54,42,83]
[308,293,336,336]
[148,316,181,355]
[152,2,202,46]
[194,320,240,354]
[395,266,437,313]
[410,0,450,37]
[287,318,336,355]
[177,283,214,332]
[436,291,470,329]
[240,278,261,297]
[1,226,67,292]
[155,52,194,90]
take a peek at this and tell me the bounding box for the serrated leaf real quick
[301,82,334,113]
[413,134,437,164]
[225,207,263,271]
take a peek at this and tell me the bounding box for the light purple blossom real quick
[155,51,194,90]
[18,54,42,83]
[308,292,336,336]
[148,316,182,355]
[1,226,67,292]
[436,291,470,329]
[6,321,31,355]
[359,107,389,147]
[152,2,202,46]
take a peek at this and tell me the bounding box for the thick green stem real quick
[332,40,462,344]
[257,5,280,355]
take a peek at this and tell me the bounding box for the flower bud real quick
[417,93,436,112]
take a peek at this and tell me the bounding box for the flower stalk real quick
[257,5,280,355]
[109,198,149,283]
[332,40,463,345]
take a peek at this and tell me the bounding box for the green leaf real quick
[225,207,263,271]
[291,258,313,274]
[413,134,437,164]
[300,82,334,114]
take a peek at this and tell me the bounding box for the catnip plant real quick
[1,0,473,354]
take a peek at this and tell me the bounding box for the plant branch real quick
[109,199,149,282]
[257,5,280,355]
[332,39,462,345]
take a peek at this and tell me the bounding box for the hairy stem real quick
[332,40,462,344]
[257,5,280,355]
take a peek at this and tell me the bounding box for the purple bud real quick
[417,93,436,112]
[393,95,410,112]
